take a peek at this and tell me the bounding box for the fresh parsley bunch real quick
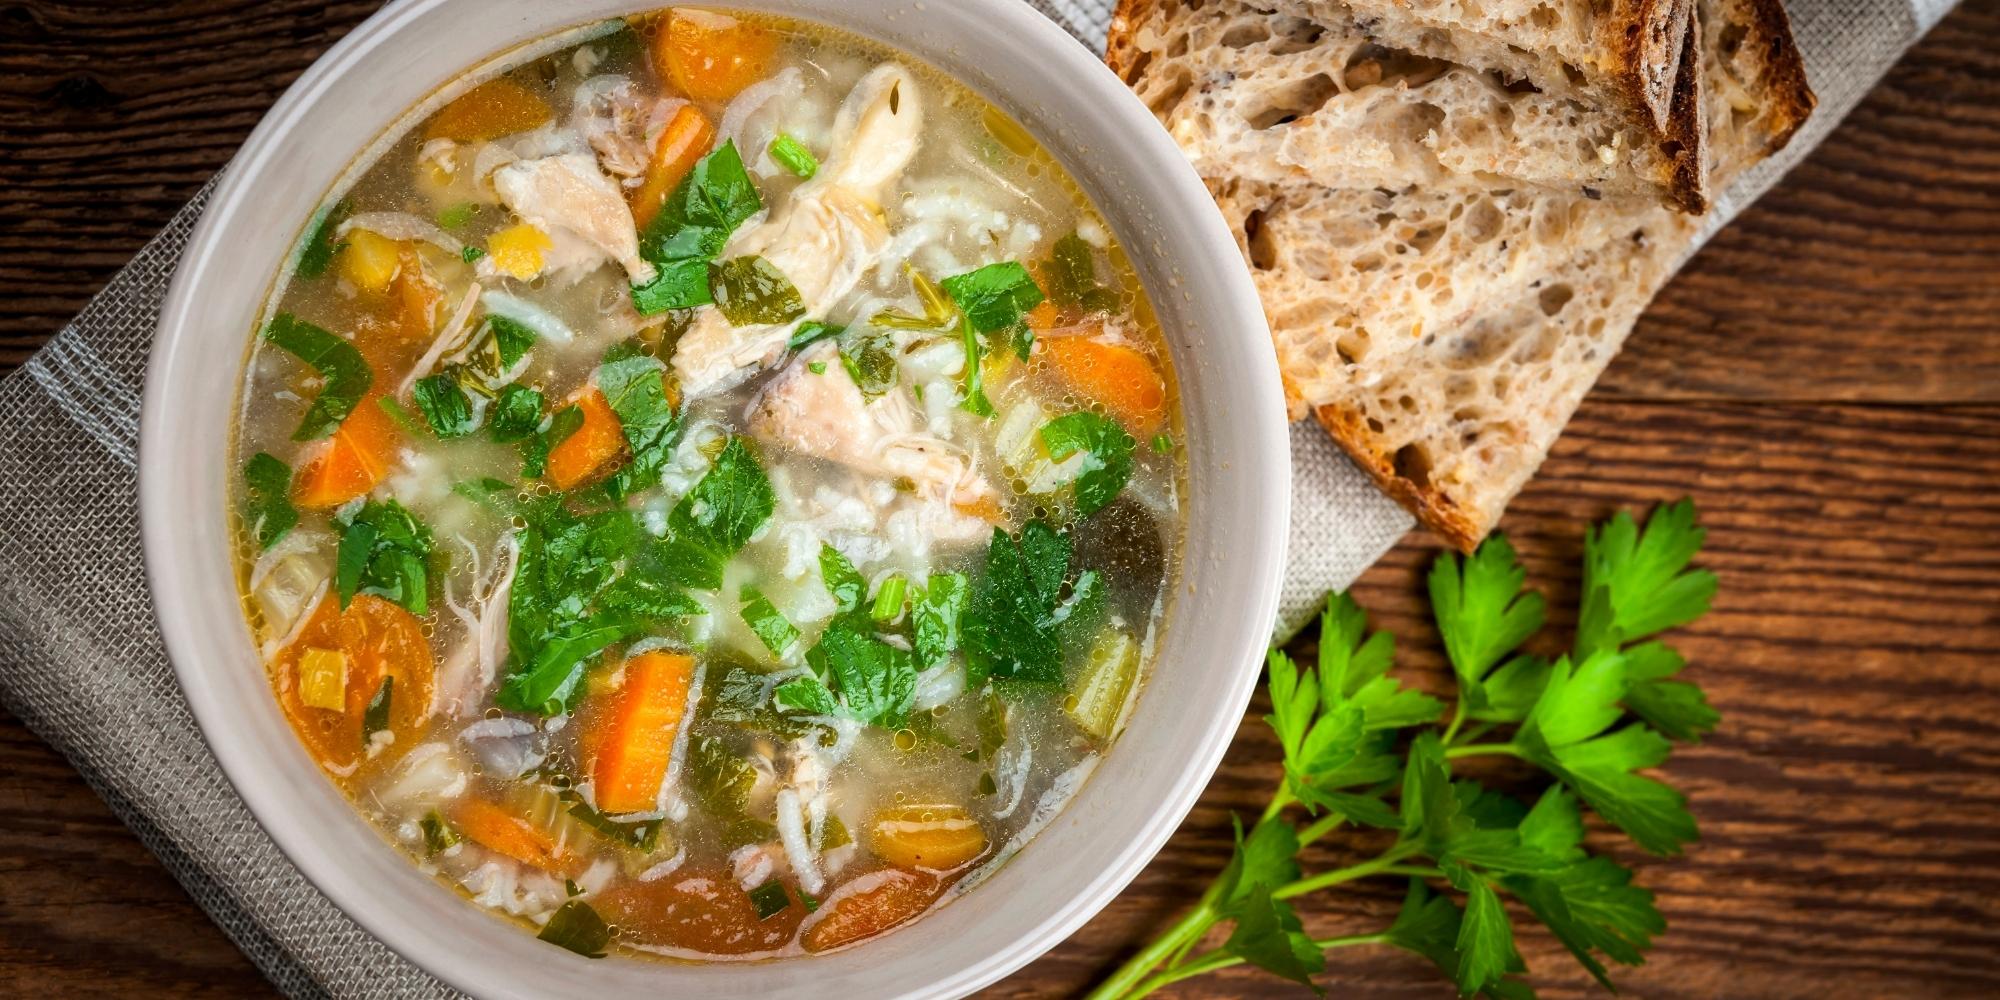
[1088,500,1719,999]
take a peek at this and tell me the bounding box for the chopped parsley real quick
[489,315,537,370]
[631,139,762,314]
[294,199,350,280]
[963,519,1102,687]
[487,384,545,443]
[242,452,297,550]
[942,261,1044,415]
[595,352,681,500]
[1043,231,1120,313]
[436,202,479,230]
[333,500,433,615]
[788,320,844,350]
[748,880,793,920]
[711,255,807,326]
[263,312,372,441]
[538,899,611,958]
[1039,411,1135,517]
[912,572,967,667]
[411,370,481,439]
[818,544,866,614]
[653,437,776,590]
[360,676,393,746]
[805,616,918,729]
[740,585,800,657]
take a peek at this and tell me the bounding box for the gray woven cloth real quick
[0,0,1952,996]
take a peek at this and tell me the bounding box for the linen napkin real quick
[0,0,1955,996]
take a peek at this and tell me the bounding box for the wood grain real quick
[2,1,1998,998]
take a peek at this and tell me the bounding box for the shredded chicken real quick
[435,534,519,718]
[575,76,683,182]
[674,64,925,398]
[749,341,996,543]
[490,151,655,285]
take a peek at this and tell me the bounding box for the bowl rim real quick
[140,2,1291,997]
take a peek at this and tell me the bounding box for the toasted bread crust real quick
[1105,0,1158,82]
[1619,0,1697,135]
[1663,9,1711,213]
[1313,403,1483,551]
[1742,0,1818,154]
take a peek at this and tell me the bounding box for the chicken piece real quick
[574,76,680,182]
[749,342,997,543]
[674,64,924,399]
[489,151,655,285]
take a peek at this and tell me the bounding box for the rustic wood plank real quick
[0,0,1996,997]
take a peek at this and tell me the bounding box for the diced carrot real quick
[589,651,696,815]
[597,866,805,955]
[544,387,627,491]
[1040,333,1169,437]
[868,805,988,871]
[654,10,778,103]
[1025,300,1060,331]
[952,493,1007,526]
[292,389,398,509]
[276,594,434,774]
[802,869,942,954]
[630,105,716,230]
[425,78,554,142]
[452,798,571,874]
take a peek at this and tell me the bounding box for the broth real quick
[229,7,1183,960]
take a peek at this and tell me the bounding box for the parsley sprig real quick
[1087,501,1717,999]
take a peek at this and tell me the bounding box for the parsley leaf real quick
[1620,642,1719,742]
[1224,885,1325,993]
[1576,500,1717,657]
[818,544,866,615]
[788,320,844,350]
[1516,653,1697,856]
[712,255,807,326]
[632,140,761,314]
[912,572,968,667]
[806,617,918,728]
[1040,412,1135,518]
[488,314,537,370]
[1217,815,1302,909]
[294,199,350,280]
[596,353,681,500]
[412,370,480,438]
[333,500,433,615]
[1452,875,1525,996]
[941,261,1046,335]
[740,586,799,658]
[538,900,611,958]
[242,453,298,550]
[522,404,582,480]
[1043,232,1120,313]
[655,437,775,590]
[963,520,1101,687]
[775,673,838,716]
[488,384,546,443]
[263,313,373,441]
[1430,536,1546,715]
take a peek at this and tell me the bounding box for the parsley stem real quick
[1085,901,1221,1000]
[1121,932,1391,999]
[1440,703,1468,745]
[1442,741,1523,760]
[1297,812,1346,847]
[1260,784,1295,823]
[1275,846,1420,900]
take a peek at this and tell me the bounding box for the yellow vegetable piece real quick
[298,647,348,712]
[1068,631,1139,740]
[339,230,403,294]
[487,224,553,281]
[868,804,988,871]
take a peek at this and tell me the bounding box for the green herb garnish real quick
[942,262,1045,334]
[870,575,908,622]
[748,880,792,920]
[769,133,819,178]
[437,202,479,230]
[711,255,807,327]
[360,676,393,746]
[489,315,537,370]
[789,320,845,350]
[963,519,1102,687]
[242,452,298,550]
[412,371,480,438]
[488,384,545,443]
[1040,411,1136,518]
[333,500,433,615]
[294,199,350,280]
[631,139,762,314]
[652,437,776,590]
[805,616,918,729]
[1085,502,1719,1000]
[538,900,611,958]
[1044,232,1120,314]
[596,352,681,500]
[818,544,866,614]
[263,313,372,441]
[740,585,800,657]
[839,332,899,397]
[1152,433,1173,454]
[419,810,460,857]
[912,573,967,667]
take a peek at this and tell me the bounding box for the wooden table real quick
[2,2,1996,996]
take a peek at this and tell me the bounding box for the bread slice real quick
[1107,0,1813,548]
[1211,177,1688,545]
[1108,0,1708,211]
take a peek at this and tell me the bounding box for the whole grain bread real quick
[1109,0,1708,211]
[1107,0,1814,547]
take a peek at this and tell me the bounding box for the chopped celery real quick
[871,575,909,621]
[1068,631,1139,740]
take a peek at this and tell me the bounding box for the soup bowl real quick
[140,1,1289,996]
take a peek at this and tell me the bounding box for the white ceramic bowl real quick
[141,2,1289,997]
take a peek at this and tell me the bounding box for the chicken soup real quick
[231,7,1181,960]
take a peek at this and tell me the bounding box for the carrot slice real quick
[544,388,627,491]
[425,78,554,142]
[654,10,777,103]
[292,390,398,509]
[802,869,942,953]
[630,105,716,230]
[276,594,434,773]
[452,799,571,874]
[589,651,696,815]
[868,805,989,871]
[1040,333,1169,437]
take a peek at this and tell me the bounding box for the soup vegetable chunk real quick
[231,8,1182,961]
